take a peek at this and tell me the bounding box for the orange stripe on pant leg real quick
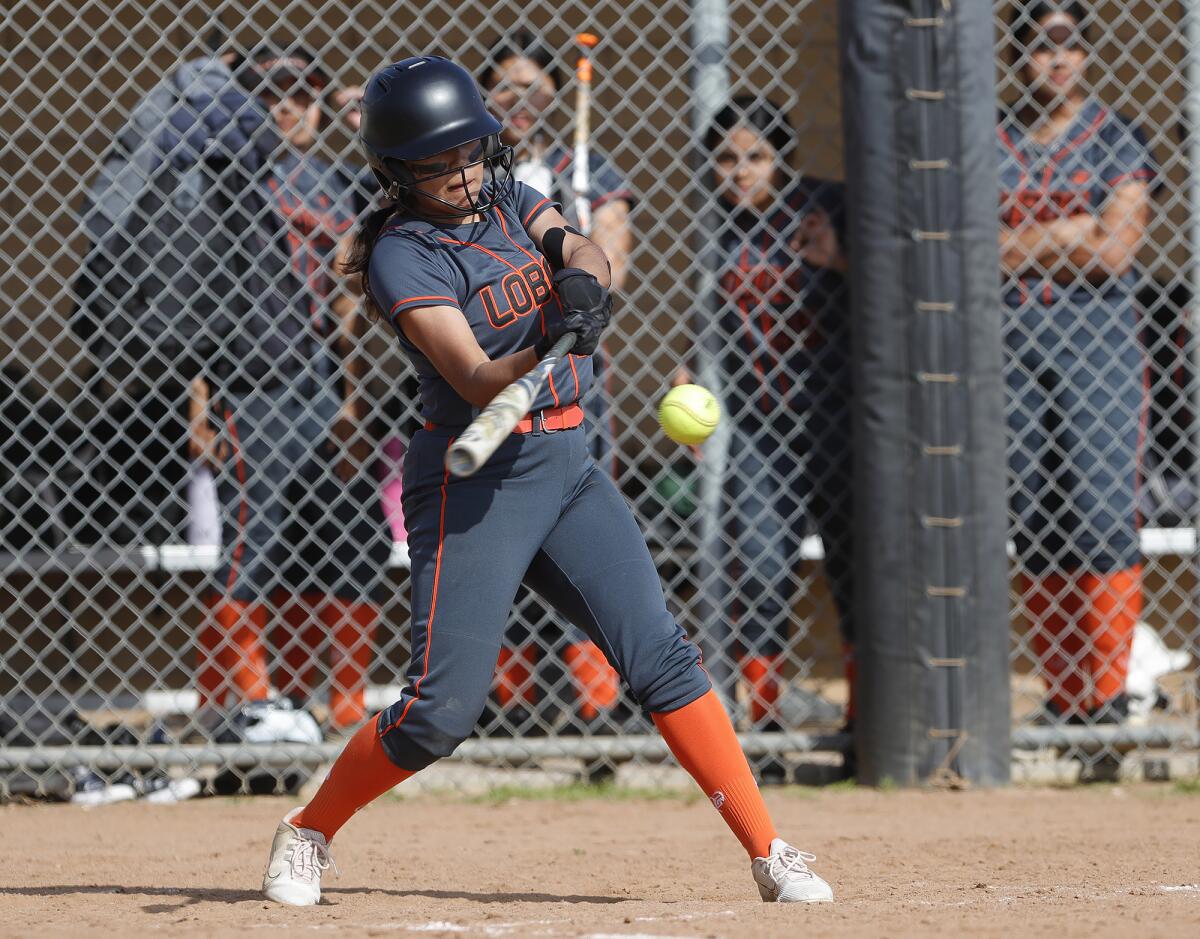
[383,437,455,736]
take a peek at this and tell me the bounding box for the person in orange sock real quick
[1000,2,1153,726]
[184,42,391,734]
[260,56,833,907]
[687,97,854,780]
[183,44,388,734]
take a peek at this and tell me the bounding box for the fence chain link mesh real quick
[998,0,1200,777]
[1,0,1197,799]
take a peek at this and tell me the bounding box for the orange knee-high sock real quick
[1078,566,1141,711]
[564,640,619,720]
[1024,573,1086,718]
[196,621,224,711]
[324,599,379,728]
[494,645,538,707]
[653,688,778,859]
[293,716,413,842]
[199,599,270,706]
[271,592,325,700]
[740,655,784,725]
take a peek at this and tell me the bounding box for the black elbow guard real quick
[542,225,582,271]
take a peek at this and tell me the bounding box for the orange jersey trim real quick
[523,197,552,228]
[390,295,459,316]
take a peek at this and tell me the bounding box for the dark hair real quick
[703,95,795,163]
[242,39,330,94]
[1011,1,1089,49]
[478,29,564,93]
[342,204,398,321]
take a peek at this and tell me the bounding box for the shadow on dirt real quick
[0,885,629,907]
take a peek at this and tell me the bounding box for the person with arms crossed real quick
[1000,2,1155,724]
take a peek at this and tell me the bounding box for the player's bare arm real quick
[527,204,612,287]
[1000,180,1149,285]
[397,304,541,408]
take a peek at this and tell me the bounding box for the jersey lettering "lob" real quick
[370,182,593,426]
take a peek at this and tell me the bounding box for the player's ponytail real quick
[342,204,396,321]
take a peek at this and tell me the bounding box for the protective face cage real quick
[377,134,515,219]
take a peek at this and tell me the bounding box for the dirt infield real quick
[3,783,1199,938]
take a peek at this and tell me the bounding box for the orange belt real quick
[425,402,584,435]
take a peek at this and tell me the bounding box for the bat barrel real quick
[446,442,484,478]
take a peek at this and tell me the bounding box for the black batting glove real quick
[536,268,612,358]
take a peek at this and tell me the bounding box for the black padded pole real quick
[838,0,1011,785]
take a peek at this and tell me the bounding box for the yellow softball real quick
[658,384,721,446]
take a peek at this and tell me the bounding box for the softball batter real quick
[260,56,833,906]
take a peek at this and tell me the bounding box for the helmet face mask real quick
[374,133,515,219]
[360,57,515,219]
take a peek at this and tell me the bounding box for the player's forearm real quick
[1051,216,1141,282]
[456,348,542,408]
[1004,214,1142,285]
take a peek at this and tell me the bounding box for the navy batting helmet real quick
[360,56,513,215]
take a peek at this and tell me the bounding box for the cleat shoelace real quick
[286,834,338,882]
[767,847,818,882]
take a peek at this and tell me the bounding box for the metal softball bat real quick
[445,332,578,478]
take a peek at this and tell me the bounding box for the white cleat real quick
[752,838,834,903]
[262,807,336,906]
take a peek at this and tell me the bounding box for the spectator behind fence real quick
[477,31,635,737]
[680,97,855,782]
[999,1,1156,723]
[72,49,231,547]
[178,42,391,731]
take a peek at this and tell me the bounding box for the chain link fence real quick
[1,0,1197,800]
[999,0,1200,777]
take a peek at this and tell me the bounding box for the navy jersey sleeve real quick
[587,152,636,211]
[512,181,561,230]
[369,230,463,325]
[1100,115,1158,192]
